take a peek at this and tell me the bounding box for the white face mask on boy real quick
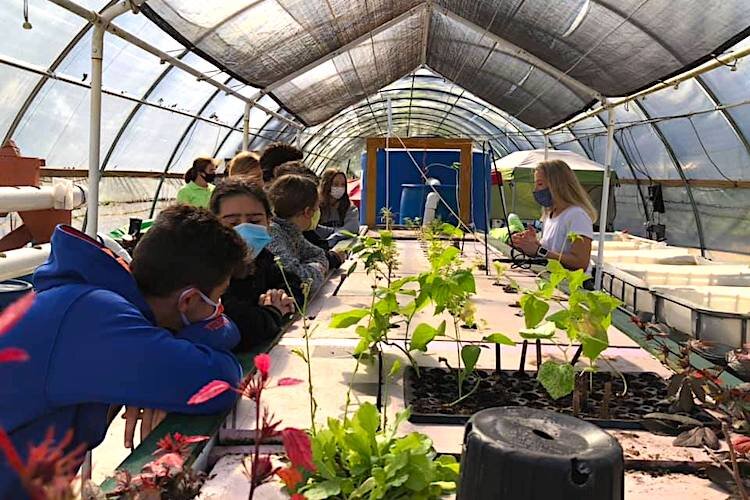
[330,186,346,200]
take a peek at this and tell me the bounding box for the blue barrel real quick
[0,279,33,311]
[398,184,459,225]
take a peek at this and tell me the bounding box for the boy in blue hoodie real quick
[0,205,247,498]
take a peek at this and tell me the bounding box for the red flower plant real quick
[732,435,750,456]
[290,494,307,500]
[0,427,86,500]
[255,353,271,380]
[277,466,303,491]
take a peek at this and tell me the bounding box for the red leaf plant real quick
[111,431,211,499]
[0,347,30,364]
[0,427,86,500]
[185,354,306,499]
[281,428,315,473]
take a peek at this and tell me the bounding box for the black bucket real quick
[457,407,624,500]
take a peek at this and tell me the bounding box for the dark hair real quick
[268,174,318,219]
[209,177,271,217]
[184,156,216,183]
[274,161,318,185]
[259,143,303,182]
[131,205,248,297]
[319,169,350,223]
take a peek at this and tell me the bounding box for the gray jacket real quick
[316,204,360,242]
[268,217,329,291]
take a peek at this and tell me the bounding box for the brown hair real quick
[274,161,318,184]
[259,143,303,182]
[536,160,598,222]
[209,178,271,218]
[319,169,350,223]
[131,205,248,297]
[228,151,262,183]
[184,156,217,183]
[268,174,318,219]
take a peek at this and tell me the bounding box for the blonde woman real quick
[228,151,263,186]
[511,160,597,272]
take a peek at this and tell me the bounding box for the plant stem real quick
[343,355,362,423]
[453,316,462,399]
[448,378,481,406]
[382,341,420,377]
[248,385,262,500]
[723,422,749,500]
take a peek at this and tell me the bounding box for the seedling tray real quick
[403,366,716,429]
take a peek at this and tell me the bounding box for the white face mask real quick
[330,186,346,200]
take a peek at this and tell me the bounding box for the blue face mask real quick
[234,223,272,259]
[533,187,553,208]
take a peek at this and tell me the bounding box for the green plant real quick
[297,403,459,500]
[349,231,399,287]
[516,260,621,399]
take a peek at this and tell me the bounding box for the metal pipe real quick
[46,0,302,129]
[385,96,392,211]
[242,101,251,151]
[594,106,616,290]
[546,44,750,135]
[84,0,134,237]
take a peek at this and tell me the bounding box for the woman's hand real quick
[259,289,295,315]
[510,228,540,256]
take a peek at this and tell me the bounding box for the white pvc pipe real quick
[0,184,86,212]
[86,24,104,238]
[0,244,51,282]
[594,107,616,289]
[385,96,392,212]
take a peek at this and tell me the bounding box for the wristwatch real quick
[536,245,549,258]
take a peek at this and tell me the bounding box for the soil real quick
[404,366,716,429]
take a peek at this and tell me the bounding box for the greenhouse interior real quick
[1,0,750,498]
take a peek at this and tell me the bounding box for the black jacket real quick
[303,230,344,270]
[222,248,304,352]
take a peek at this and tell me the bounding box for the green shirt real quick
[176,181,214,208]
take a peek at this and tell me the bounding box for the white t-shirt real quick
[540,206,594,270]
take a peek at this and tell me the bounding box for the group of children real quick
[0,142,359,498]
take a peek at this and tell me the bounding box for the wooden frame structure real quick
[364,137,473,227]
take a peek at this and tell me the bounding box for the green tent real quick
[490,150,617,230]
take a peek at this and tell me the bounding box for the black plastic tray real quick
[403,366,716,429]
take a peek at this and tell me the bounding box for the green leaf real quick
[519,294,550,328]
[537,361,575,399]
[388,359,402,378]
[567,269,589,293]
[453,269,476,293]
[330,308,369,328]
[579,320,609,362]
[291,347,308,362]
[461,345,481,375]
[519,321,557,340]
[434,246,460,269]
[303,479,342,500]
[546,309,571,330]
[353,402,380,437]
[483,333,515,346]
[410,322,445,352]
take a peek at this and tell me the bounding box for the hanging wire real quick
[22,0,32,29]
[686,116,736,184]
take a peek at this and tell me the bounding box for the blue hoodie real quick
[0,226,242,497]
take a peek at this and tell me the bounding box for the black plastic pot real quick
[457,407,624,500]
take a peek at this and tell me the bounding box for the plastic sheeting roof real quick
[143,0,750,128]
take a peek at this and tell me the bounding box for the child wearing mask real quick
[177,156,219,208]
[316,169,360,246]
[209,178,303,350]
[0,206,245,498]
[267,175,330,291]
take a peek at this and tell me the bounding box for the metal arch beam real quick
[302,93,526,157]
[303,104,506,166]
[588,0,750,158]
[306,115,470,170]
[634,101,707,255]
[306,113,486,169]
[2,0,118,145]
[436,7,602,102]
[300,75,537,152]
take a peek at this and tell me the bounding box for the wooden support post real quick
[365,138,378,228]
[459,144,472,227]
